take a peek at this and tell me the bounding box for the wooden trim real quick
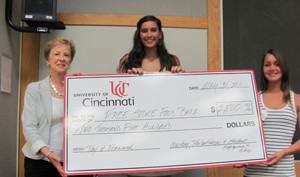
[207,166,244,177]
[207,0,222,70]
[207,0,222,175]
[57,13,208,29]
[206,0,223,176]
[296,161,300,176]
[18,33,40,177]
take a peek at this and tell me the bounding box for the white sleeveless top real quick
[244,91,297,176]
[48,96,64,160]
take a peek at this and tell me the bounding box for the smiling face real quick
[46,42,71,74]
[263,53,283,83]
[139,21,162,49]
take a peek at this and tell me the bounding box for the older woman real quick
[22,37,92,177]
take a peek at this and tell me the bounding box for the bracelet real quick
[46,151,53,159]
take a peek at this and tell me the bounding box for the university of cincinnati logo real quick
[81,80,134,107]
[110,81,130,98]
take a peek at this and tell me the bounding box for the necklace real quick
[49,79,64,96]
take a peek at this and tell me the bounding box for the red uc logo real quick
[110,81,130,98]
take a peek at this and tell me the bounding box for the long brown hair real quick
[116,15,179,73]
[260,49,291,103]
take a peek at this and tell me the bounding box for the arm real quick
[22,83,48,155]
[265,93,300,166]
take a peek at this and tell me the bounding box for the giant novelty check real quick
[64,71,267,175]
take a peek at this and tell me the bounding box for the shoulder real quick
[293,92,300,111]
[170,54,181,65]
[25,77,49,94]
[117,54,129,73]
[119,54,129,63]
[294,92,300,104]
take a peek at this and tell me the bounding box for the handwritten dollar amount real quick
[211,101,253,116]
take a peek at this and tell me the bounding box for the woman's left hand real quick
[48,152,66,177]
[170,66,185,73]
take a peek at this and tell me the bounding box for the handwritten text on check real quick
[64,71,267,175]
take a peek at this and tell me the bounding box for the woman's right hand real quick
[127,67,144,75]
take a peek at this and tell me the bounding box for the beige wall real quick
[39,26,207,79]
